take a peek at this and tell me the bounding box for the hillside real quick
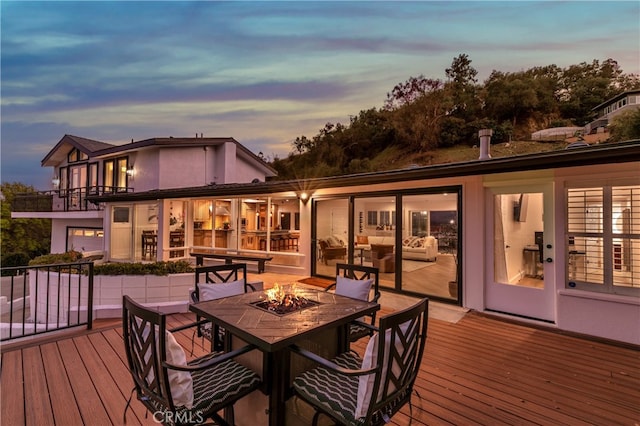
[348,135,611,172]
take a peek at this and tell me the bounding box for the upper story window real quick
[67,148,88,163]
[566,183,639,296]
[104,156,129,193]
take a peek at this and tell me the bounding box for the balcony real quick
[1,273,638,424]
[11,186,132,213]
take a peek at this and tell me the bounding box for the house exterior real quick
[13,134,277,258]
[584,89,640,134]
[11,135,640,345]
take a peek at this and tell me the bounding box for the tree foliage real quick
[1,182,51,265]
[271,55,639,179]
[608,109,640,142]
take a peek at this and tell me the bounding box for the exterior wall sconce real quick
[126,166,135,177]
[51,176,60,188]
[298,192,310,204]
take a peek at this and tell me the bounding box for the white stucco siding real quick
[126,150,159,191]
[158,148,208,189]
[235,155,268,183]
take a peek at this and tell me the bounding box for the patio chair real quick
[325,263,380,344]
[122,295,261,426]
[190,263,255,351]
[290,297,429,426]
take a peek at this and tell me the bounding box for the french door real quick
[485,183,556,322]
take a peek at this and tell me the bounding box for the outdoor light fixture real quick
[126,166,135,177]
[298,192,310,204]
[51,176,60,188]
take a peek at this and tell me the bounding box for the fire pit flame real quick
[253,283,320,316]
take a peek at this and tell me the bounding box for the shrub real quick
[93,260,194,276]
[26,252,194,276]
[29,251,83,266]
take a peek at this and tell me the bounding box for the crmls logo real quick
[153,411,204,424]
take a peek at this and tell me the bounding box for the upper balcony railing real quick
[11,186,133,213]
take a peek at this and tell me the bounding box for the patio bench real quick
[189,251,273,273]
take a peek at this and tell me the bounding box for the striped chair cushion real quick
[349,323,371,341]
[292,351,367,425]
[150,352,261,425]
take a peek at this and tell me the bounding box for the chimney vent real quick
[478,129,493,160]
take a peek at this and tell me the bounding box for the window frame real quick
[565,182,639,297]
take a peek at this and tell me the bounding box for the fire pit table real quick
[189,284,380,426]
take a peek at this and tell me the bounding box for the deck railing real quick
[11,186,133,213]
[0,262,94,342]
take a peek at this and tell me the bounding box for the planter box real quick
[29,271,195,322]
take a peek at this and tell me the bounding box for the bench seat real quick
[190,252,273,273]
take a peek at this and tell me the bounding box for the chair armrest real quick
[351,319,379,331]
[190,289,199,304]
[289,344,378,377]
[324,283,337,292]
[164,343,259,372]
[168,318,210,333]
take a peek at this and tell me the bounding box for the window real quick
[104,156,129,192]
[367,211,377,226]
[566,184,639,296]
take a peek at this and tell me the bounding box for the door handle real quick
[546,257,553,263]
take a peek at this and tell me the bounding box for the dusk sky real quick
[2,1,639,189]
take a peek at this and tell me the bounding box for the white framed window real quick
[566,184,639,296]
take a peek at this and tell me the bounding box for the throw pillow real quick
[335,275,373,301]
[198,279,245,301]
[355,320,412,419]
[402,236,416,247]
[140,320,194,408]
[410,237,425,248]
[165,330,194,408]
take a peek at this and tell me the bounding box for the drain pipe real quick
[478,129,493,160]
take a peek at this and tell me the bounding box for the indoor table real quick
[190,285,380,426]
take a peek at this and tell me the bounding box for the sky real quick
[2,1,639,189]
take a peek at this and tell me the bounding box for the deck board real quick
[2,310,639,426]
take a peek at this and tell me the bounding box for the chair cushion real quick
[293,351,363,424]
[335,276,373,301]
[198,279,245,301]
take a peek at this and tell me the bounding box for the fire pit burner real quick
[250,296,321,316]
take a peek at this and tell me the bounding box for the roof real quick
[41,135,116,166]
[41,135,277,175]
[86,140,640,203]
[591,89,640,111]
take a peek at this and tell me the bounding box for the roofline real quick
[86,140,640,203]
[91,137,277,175]
[591,89,640,111]
[41,134,116,166]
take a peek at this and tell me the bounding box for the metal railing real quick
[0,262,94,342]
[11,186,133,212]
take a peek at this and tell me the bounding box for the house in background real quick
[12,134,277,260]
[11,133,640,346]
[584,89,640,134]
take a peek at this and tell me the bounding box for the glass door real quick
[485,184,556,322]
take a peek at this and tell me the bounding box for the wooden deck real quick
[2,308,639,425]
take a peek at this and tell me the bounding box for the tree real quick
[608,109,640,142]
[484,70,540,131]
[383,75,444,110]
[1,182,51,265]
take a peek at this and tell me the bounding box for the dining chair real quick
[326,263,380,344]
[190,263,255,351]
[289,297,429,426]
[122,295,261,426]
[141,230,157,259]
